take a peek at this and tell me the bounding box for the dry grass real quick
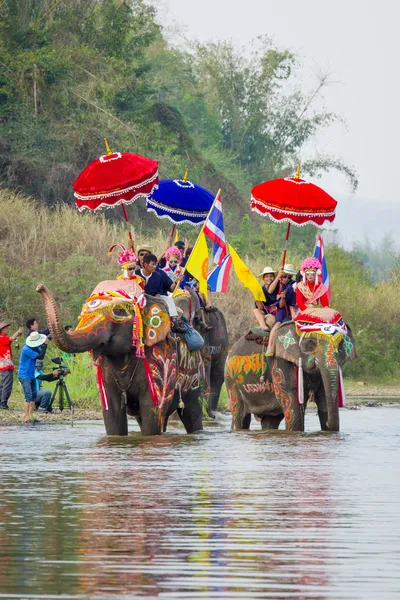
[1,187,400,382]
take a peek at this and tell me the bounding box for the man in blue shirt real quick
[18,331,49,424]
[136,253,185,332]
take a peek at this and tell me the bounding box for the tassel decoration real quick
[297,356,304,405]
[94,356,109,411]
[144,358,159,407]
[135,303,145,358]
[338,367,346,407]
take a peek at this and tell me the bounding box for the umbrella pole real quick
[120,204,134,252]
[281,222,291,269]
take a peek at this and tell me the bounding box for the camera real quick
[51,357,69,377]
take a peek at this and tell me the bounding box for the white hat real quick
[26,331,47,348]
[258,266,276,277]
[283,263,297,275]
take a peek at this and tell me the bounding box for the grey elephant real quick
[37,280,205,436]
[225,307,357,432]
[174,287,229,416]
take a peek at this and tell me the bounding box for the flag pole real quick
[187,189,221,256]
[173,189,221,299]
[280,162,300,269]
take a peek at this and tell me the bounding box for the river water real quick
[0,406,399,599]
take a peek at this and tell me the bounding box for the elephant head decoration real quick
[225,306,357,432]
[37,280,205,436]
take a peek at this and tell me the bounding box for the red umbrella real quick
[251,165,337,267]
[73,140,158,248]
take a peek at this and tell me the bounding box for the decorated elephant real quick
[225,307,357,432]
[37,280,205,436]
[173,287,229,416]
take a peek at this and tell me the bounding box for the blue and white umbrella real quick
[146,178,215,225]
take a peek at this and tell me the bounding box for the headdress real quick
[301,257,322,272]
[165,246,182,261]
[300,257,322,284]
[108,244,137,266]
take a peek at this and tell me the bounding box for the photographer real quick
[34,359,69,413]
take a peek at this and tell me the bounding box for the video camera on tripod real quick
[49,357,73,412]
[51,357,70,378]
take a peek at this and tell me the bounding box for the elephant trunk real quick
[36,283,109,353]
[318,347,340,431]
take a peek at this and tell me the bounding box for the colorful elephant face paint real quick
[76,291,134,332]
[278,331,296,350]
[143,303,169,345]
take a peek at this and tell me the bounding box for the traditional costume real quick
[296,257,329,312]
[108,244,145,288]
[162,246,185,283]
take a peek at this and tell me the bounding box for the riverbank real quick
[0,393,399,426]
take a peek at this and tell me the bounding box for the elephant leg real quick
[314,386,329,431]
[261,414,283,430]
[226,379,251,430]
[139,391,162,436]
[177,388,203,433]
[102,392,128,436]
[272,358,304,432]
[207,354,227,416]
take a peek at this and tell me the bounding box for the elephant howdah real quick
[37,281,205,436]
[225,307,357,432]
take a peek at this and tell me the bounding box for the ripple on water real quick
[0,408,400,599]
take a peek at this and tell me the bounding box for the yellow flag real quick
[228,244,266,302]
[185,231,209,300]
[174,228,179,244]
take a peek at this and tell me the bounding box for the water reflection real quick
[0,408,399,599]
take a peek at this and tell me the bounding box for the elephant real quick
[37,280,205,436]
[225,307,357,432]
[173,287,229,416]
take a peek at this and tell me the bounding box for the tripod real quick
[49,374,73,412]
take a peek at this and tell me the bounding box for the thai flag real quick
[313,234,331,302]
[203,193,227,265]
[208,254,232,293]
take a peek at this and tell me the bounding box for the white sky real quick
[156,0,400,246]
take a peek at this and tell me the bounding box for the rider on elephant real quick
[135,253,186,333]
[108,244,145,288]
[162,246,185,283]
[295,257,329,313]
[254,266,278,330]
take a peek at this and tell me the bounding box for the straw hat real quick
[137,246,152,254]
[258,266,275,277]
[26,331,47,348]
[0,319,10,331]
[283,263,297,275]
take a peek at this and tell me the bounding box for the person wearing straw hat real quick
[254,267,278,331]
[0,319,23,410]
[18,331,49,424]
[265,263,298,358]
[267,264,297,322]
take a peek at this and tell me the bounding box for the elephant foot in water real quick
[260,414,284,430]
[176,389,204,434]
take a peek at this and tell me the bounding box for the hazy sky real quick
[158,0,399,246]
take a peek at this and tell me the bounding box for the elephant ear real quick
[142,296,170,346]
[338,324,358,364]
[274,322,300,366]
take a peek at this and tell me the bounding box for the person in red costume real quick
[296,257,329,312]
[108,244,145,288]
